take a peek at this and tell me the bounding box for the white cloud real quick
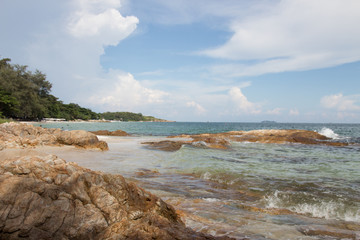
[68,6,138,46]
[186,101,206,115]
[2,0,140,109]
[89,72,169,110]
[266,108,282,115]
[229,87,260,114]
[203,0,360,76]
[321,93,360,111]
[289,109,299,116]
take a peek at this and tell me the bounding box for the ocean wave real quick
[318,127,341,140]
[264,190,360,222]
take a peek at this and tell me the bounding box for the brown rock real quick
[54,130,108,150]
[135,169,160,178]
[298,225,360,239]
[142,140,190,151]
[191,136,230,150]
[143,129,351,152]
[0,154,232,240]
[90,129,130,136]
[0,122,108,151]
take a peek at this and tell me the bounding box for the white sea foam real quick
[202,198,219,202]
[292,202,360,222]
[200,172,238,185]
[264,190,360,222]
[192,141,208,147]
[318,127,340,139]
[202,172,212,181]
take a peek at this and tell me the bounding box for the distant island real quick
[260,120,278,124]
[0,58,169,122]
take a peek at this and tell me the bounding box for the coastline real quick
[0,122,228,239]
[1,122,360,239]
[20,119,175,124]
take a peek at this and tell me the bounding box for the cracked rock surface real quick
[0,153,231,240]
[0,122,108,151]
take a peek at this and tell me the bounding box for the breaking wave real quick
[264,190,360,222]
[318,127,340,139]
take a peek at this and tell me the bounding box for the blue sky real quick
[1,0,360,122]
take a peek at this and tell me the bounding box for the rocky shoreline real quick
[0,123,232,239]
[1,123,357,239]
[143,129,352,151]
[0,122,108,151]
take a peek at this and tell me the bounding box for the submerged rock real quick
[0,154,233,240]
[298,225,360,239]
[0,122,108,151]
[142,140,190,152]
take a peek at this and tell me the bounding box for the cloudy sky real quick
[1,0,360,122]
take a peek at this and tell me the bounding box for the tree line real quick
[0,58,99,120]
[100,112,148,121]
[0,58,162,121]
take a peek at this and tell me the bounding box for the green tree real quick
[100,111,146,121]
[0,57,102,121]
[0,87,19,118]
[0,59,51,119]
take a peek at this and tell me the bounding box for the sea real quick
[33,122,360,239]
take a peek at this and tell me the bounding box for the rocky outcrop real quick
[90,130,130,136]
[298,225,360,239]
[0,122,108,151]
[0,153,232,240]
[143,129,349,151]
[142,140,190,152]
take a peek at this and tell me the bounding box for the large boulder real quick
[0,153,230,240]
[54,130,108,150]
[0,123,108,151]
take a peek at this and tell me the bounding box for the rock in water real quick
[0,154,231,240]
[54,129,108,150]
[144,129,350,151]
[90,130,130,136]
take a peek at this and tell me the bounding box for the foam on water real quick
[200,171,240,186]
[202,198,219,202]
[318,127,340,139]
[264,190,360,222]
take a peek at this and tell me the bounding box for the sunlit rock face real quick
[0,154,232,239]
[143,129,349,151]
[0,122,108,150]
[90,129,130,136]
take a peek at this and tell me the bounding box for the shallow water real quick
[34,122,360,239]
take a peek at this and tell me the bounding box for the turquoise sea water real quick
[34,121,360,139]
[34,122,360,239]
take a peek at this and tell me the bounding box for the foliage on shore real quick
[0,58,98,120]
[0,118,12,124]
[0,58,165,122]
[99,111,167,122]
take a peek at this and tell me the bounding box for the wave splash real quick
[318,127,340,139]
[264,190,360,222]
